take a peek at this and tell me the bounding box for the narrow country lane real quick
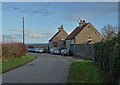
[2,53,70,83]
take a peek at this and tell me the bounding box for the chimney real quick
[58,25,64,32]
[83,20,85,24]
[79,20,86,27]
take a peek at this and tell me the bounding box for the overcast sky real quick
[2,2,118,44]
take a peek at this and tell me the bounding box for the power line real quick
[2,2,72,27]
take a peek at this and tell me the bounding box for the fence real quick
[2,34,22,43]
[70,44,94,59]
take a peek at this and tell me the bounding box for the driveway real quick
[2,53,70,83]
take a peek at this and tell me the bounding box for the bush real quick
[94,36,120,81]
[2,43,27,62]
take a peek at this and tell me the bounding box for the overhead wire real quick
[2,2,73,27]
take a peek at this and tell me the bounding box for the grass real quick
[68,60,106,83]
[2,53,36,73]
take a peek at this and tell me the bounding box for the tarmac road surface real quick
[2,53,70,83]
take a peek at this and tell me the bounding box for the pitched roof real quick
[66,23,89,40]
[49,30,61,42]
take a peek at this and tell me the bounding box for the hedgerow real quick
[2,43,27,62]
[94,35,120,81]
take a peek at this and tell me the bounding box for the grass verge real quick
[68,60,106,83]
[2,53,36,73]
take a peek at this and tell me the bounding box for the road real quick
[2,53,70,83]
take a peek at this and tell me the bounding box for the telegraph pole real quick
[22,17,25,44]
[3,34,4,44]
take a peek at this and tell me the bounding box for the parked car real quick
[50,48,54,54]
[39,49,44,53]
[50,48,60,55]
[34,48,44,53]
[53,50,60,55]
[60,48,69,56]
[27,48,35,52]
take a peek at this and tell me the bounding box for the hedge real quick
[94,36,120,80]
[2,43,27,62]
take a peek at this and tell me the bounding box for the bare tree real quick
[101,24,118,40]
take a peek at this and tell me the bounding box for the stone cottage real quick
[66,20,103,48]
[49,25,68,50]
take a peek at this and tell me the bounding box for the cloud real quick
[5,29,23,32]
[4,2,117,21]
[26,31,44,38]
[21,3,55,16]
[63,13,95,22]
[25,30,54,38]
[2,29,54,43]
[62,2,118,21]
[29,9,54,16]
[4,28,54,39]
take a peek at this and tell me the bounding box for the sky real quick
[2,2,118,44]
[1,0,120,2]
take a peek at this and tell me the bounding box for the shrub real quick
[94,36,120,81]
[2,43,27,62]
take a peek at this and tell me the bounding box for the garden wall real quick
[70,44,94,59]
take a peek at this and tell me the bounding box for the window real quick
[88,36,92,41]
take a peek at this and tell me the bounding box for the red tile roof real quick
[66,23,89,40]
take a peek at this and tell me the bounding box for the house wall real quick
[66,39,75,49]
[58,40,66,50]
[75,23,103,44]
[49,29,68,49]
[52,30,68,42]
[49,41,53,49]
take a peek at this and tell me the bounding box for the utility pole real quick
[3,34,4,44]
[13,33,16,42]
[22,17,25,44]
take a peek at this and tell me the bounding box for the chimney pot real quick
[58,25,64,32]
[83,20,85,22]
[79,20,83,27]
[61,25,63,28]
[79,20,86,27]
[83,20,85,24]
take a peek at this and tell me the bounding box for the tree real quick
[101,24,118,40]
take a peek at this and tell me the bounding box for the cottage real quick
[49,25,68,50]
[66,20,103,48]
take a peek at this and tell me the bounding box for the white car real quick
[50,48,60,55]
[61,48,69,56]
[27,48,35,52]
[35,48,44,53]
[53,50,60,54]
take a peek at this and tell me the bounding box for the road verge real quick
[67,59,106,83]
[2,53,36,74]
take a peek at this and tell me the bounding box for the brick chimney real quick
[58,25,64,32]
